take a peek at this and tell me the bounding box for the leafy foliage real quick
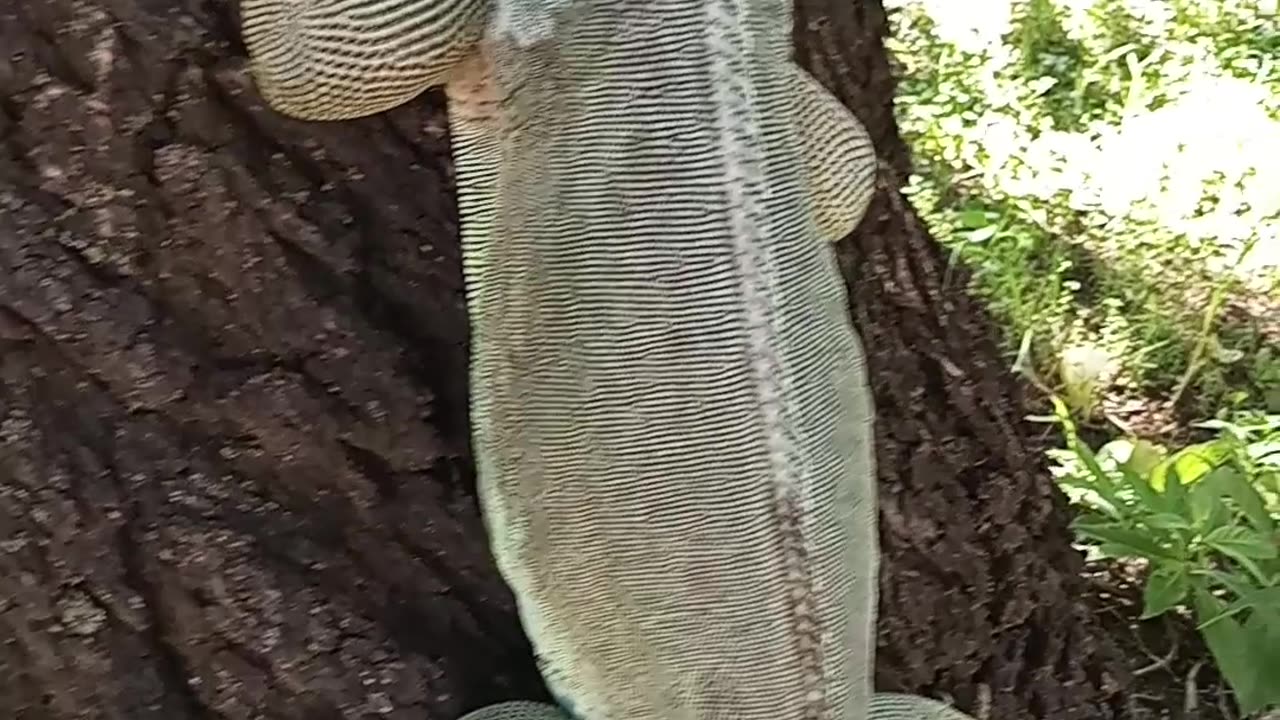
[885,0,1280,416]
[1041,401,1280,714]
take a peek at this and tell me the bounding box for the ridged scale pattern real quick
[240,0,489,120]
[238,1,976,719]
[471,3,876,718]
[793,69,877,243]
[461,694,977,720]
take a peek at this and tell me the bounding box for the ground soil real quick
[1085,560,1237,720]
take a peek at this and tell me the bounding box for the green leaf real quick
[1209,466,1276,535]
[1241,611,1280,710]
[959,208,990,229]
[1193,417,1243,433]
[1142,513,1193,531]
[1163,464,1188,514]
[1252,441,1280,466]
[1054,408,1125,511]
[1253,587,1280,616]
[1201,587,1280,630]
[1074,522,1177,561]
[1150,440,1233,491]
[1208,569,1267,602]
[1261,469,1280,496]
[1093,543,1136,560]
[1198,584,1280,627]
[965,224,999,243]
[1125,438,1167,476]
[1104,440,1168,513]
[1192,585,1271,715]
[1205,526,1279,561]
[1012,329,1037,380]
[1189,480,1229,531]
[1141,563,1189,619]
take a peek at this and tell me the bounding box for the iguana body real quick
[239,2,976,719]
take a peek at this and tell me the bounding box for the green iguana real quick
[239,1,976,718]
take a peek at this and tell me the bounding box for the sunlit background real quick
[883,0,1278,421]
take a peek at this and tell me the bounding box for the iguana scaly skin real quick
[240,2,978,719]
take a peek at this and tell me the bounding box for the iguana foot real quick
[871,691,979,719]
[459,694,976,720]
[457,700,569,720]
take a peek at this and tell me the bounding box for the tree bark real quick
[0,0,1127,718]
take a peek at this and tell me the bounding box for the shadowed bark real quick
[0,0,1128,718]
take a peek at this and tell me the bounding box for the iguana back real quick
[470,4,877,718]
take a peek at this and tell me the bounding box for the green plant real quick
[1170,237,1264,408]
[886,0,1280,418]
[1041,400,1280,715]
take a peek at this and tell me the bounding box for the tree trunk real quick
[795,4,1132,717]
[0,0,1127,718]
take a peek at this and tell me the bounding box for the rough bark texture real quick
[0,0,1128,718]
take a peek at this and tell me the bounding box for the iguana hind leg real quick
[792,63,879,243]
[240,0,490,120]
